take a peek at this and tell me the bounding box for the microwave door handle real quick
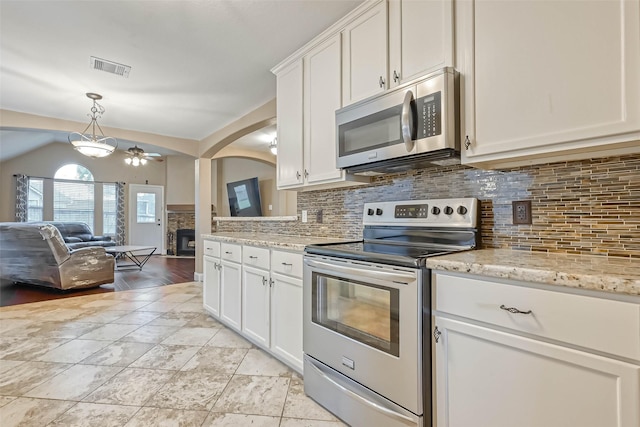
[401,89,415,152]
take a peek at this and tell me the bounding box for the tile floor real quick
[0,282,346,426]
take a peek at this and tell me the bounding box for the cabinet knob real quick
[393,70,400,83]
[379,76,385,88]
[464,136,472,150]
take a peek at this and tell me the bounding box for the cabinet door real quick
[304,34,344,185]
[220,260,242,331]
[388,0,453,87]
[433,316,640,427]
[203,255,220,317]
[270,272,303,372]
[342,1,388,105]
[459,0,640,166]
[276,59,304,189]
[242,265,270,347]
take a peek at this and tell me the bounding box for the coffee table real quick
[105,245,157,270]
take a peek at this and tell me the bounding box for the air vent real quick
[90,56,131,78]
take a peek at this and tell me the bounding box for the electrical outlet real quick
[512,200,532,225]
[316,209,323,223]
[301,210,308,223]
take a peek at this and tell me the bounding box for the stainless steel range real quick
[303,198,479,427]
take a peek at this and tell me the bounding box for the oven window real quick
[311,272,400,357]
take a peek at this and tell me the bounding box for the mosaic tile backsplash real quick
[216,154,640,258]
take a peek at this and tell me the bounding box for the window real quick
[103,183,117,236]
[53,164,95,230]
[136,192,156,223]
[27,178,43,221]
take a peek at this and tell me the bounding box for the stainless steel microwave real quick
[336,67,459,175]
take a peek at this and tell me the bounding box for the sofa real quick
[0,222,115,290]
[46,222,117,250]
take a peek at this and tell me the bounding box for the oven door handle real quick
[305,259,415,284]
[306,357,417,426]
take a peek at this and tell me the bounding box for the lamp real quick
[68,93,117,158]
[269,137,278,155]
[124,145,149,166]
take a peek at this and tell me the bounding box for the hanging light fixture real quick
[68,92,117,158]
[124,145,150,166]
[269,137,278,155]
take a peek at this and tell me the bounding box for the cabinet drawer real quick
[221,243,242,263]
[203,240,220,257]
[434,273,640,361]
[243,245,270,270]
[271,250,303,278]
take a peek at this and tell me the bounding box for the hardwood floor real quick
[0,256,195,307]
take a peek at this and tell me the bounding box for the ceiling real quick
[0,0,362,161]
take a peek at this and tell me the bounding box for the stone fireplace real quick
[167,204,217,256]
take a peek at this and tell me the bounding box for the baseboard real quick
[193,272,203,282]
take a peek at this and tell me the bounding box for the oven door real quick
[303,254,422,415]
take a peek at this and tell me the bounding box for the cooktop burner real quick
[305,198,479,268]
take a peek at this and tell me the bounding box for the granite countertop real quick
[201,232,350,252]
[426,248,640,296]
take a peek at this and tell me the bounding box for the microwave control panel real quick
[417,91,441,139]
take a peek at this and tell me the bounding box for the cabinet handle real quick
[262,277,268,286]
[304,169,309,178]
[464,136,472,150]
[217,263,222,271]
[249,256,258,259]
[224,251,232,255]
[433,326,441,343]
[393,70,400,83]
[269,278,274,287]
[296,171,301,180]
[500,304,533,315]
[281,262,292,266]
[379,76,385,88]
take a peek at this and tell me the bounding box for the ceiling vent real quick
[90,56,131,78]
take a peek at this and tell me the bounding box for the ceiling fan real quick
[124,145,163,166]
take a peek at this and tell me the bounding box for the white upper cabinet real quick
[304,34,344,185]
[341,1,388,105]
[276,60,304,188]
[388,0,454,87]
[458,0,640,168]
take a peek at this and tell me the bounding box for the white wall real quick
[165,155,196,205]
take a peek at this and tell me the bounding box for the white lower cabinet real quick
[270,271,303,371]
[242,265,271,348]
[203,255,221,317]
[220,243,242,331]
[433,272,640,427]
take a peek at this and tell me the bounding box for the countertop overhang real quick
[202,232,348,252]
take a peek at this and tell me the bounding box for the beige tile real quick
[145,370,230,410]
[75,310,132,323]
[83,367,175,406]
[147,312,200,328]
[79,341,155,366]
[202,412,281,427]
[283,376,339,421]
[0,319,33,335]
[109,301,156,311]
[0,396,16,407]
[184,314,223,328]
[129,344,201,370]
[212,375,290,417]
[137,302,181,313]
[161,327,219,346]
[120,325,180,343]
[124,407,209,427]
[0,397,75,427]
[24,364,122,401]
[236,349,292,377]
[0,321,101,339]
[205,329,252,349]
[180,347,248,374]
[0,360,25,374]
[110,311,163,325]
[48,402,139,427]
[0,361,71,395]
[158,294,199,303]
[170,302,206,313]
[279,419,347,427]
[35,339,112,363]
[0,336,70,361]
[78,323,141,341]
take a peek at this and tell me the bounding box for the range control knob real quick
[457,206,468,215]
[376,208,383,216]
[431,206,441,215]
[367,208,375,216]
[444,206,454,215]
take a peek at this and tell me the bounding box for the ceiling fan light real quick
[132,157,140,166]
[140,158,147,165]
[124,157,132,165]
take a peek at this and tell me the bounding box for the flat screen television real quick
[227,177,263,217]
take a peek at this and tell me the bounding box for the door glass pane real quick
[312,273,399,356]
[136,192,156,223]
